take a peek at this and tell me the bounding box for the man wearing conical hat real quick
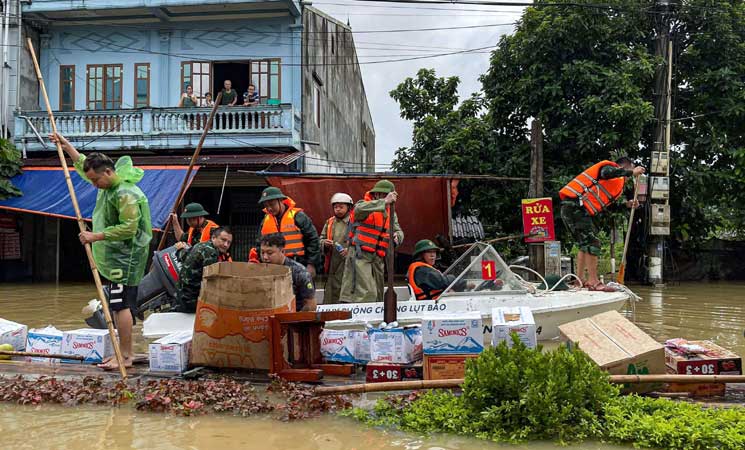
[340,180,404,302]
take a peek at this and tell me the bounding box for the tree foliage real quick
[390,0,745,244]
[0,138,23,200]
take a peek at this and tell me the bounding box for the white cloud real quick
[314,1,525,168]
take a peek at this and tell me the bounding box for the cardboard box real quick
[422,313,484,355]
[424,354,479,380]
[0,318,27,351]
[26,326,63,365]
[149,331,193,373]
[320,329,357,363]
[491,306,537,349]
[368,327,423,364]
[60,329,113,364]
[366,363,423,382]
[559,311,665,393]
[190,263,295,370]
[353,330,371,364]
[665,340,742,397]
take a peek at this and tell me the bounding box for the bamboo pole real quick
[314,374,745,396]
[155,92,223,251]
[0,350,85,361]
[383,200,397,323]
[617,175,640,284]
[26,38,127,379]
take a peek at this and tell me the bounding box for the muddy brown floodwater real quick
[1,282,743,450]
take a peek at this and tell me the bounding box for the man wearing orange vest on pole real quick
[254,186,321,277]
[559,157,645,292]
[170,203,219,245]
[320,192,354,304]
[340,180,403,303]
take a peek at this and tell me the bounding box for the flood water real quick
[1,282,743,449]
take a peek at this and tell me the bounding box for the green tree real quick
[0,138,23,200]
[391,0,745,245]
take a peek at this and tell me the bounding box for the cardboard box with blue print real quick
[422,312,484,355]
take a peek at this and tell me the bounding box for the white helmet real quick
[330,193,354,205]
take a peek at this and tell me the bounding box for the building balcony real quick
[14,105,300,153]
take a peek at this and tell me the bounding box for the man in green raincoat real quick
[51,133,152,370]
[340,180,403,303]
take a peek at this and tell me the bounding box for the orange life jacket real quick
[407,261,443,300]
[348,192,390,258]
[186,219,219,245]
[260,197,305,257]
[324,216,336,274]
[559,161,625,216]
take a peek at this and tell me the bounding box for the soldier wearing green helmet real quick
[169,202,220,246]
[340,179,404,302]
[407,239,461,301]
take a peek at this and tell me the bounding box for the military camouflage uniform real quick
[560,165,632,256]
[175,241,220,313]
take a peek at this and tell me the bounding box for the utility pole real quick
[647,0,673,286]
[528,119,544,277]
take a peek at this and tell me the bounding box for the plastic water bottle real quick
[380,322,387,329]
[334,242,344,253]
[387,321,398,330]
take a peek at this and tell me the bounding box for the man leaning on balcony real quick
[220,80,238,106]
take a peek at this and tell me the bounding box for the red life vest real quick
[186,219,219,245]
[407,261,444,300]
[260,197,305,257]
[559,161,625,216]
[348,192,390,258]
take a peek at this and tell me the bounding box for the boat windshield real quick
[440,242,526,296]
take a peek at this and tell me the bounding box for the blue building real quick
[0,0,375,280]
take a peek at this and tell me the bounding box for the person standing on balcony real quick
[243,84,259,106]
[178,85,198,107]
[49,133,152,371]
[202,92,214,107]
[220,80,238,106]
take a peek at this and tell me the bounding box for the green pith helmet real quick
[413,239,442,258]
[370,179,395,194]
[258,186,287,204]
[181,202,209,219]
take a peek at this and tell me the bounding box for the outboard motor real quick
[84,244,188,329]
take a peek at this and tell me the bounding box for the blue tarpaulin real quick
[0,166,199,229]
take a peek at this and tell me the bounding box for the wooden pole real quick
[0,350,85,361]
[26,38,127,379]
[617,176,640,284]
[383,200,397,324]
[155,92,223,251]
[314,374,745,396]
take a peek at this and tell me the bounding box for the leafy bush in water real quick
[349,336,745,449]
[352,336,619,444]
[604,395,745,450]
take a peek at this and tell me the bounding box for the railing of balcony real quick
[16,104,293,139]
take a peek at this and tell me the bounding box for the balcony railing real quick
[15,104,298,152]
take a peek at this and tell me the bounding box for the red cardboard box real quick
[423,354,479,380]
[665,340,742,397]
[366,363,423,383]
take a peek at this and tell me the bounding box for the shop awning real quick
[0,166,199,229]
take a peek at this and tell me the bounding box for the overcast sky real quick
[313,1,526,169]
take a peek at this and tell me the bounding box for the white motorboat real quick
[317,242,632,342]
[143,242,633,342]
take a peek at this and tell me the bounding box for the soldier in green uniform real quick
[320,193,353,304]
[174,227,233,313]
[340,180,403,303]
[50,133,152,371]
